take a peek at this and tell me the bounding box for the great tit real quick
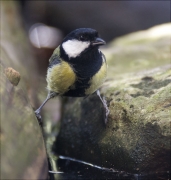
[35,28,109,123]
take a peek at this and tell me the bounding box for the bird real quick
[35,28,109,124]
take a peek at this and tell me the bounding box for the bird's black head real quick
[60,28,106,59]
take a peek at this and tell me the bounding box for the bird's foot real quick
[102,97,110,124]
[96,90,110,125]
[35,110,42,125]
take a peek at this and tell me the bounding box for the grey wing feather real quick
[48,54,61,68]
[99,50,106,63]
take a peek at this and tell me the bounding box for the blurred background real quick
[18,1,170,75]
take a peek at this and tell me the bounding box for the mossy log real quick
[0,1,48,179]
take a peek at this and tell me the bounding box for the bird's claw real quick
[35,110,42,125]
[96,90,110,125]
[102,97,110,124]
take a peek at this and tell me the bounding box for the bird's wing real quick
[100,51,107,63]
[49,54,61,68]
[49,46,61,67]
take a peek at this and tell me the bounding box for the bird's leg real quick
[35,92,57,123]
[96,90,110,124]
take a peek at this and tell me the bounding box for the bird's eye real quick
[79,35,86,41]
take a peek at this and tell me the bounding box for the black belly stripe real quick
[63,50,103,97]
[63,77,91,97]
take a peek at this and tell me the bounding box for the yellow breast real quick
[46,61,76,94]
[85,59,107,95]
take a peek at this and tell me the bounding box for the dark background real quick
[19,1,170,73]
[20,1,170,41]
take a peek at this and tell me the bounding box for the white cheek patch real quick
[62,40,90,58]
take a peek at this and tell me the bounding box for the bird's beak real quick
[91,37,106,46]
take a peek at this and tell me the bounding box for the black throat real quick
[60,46,103,78]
